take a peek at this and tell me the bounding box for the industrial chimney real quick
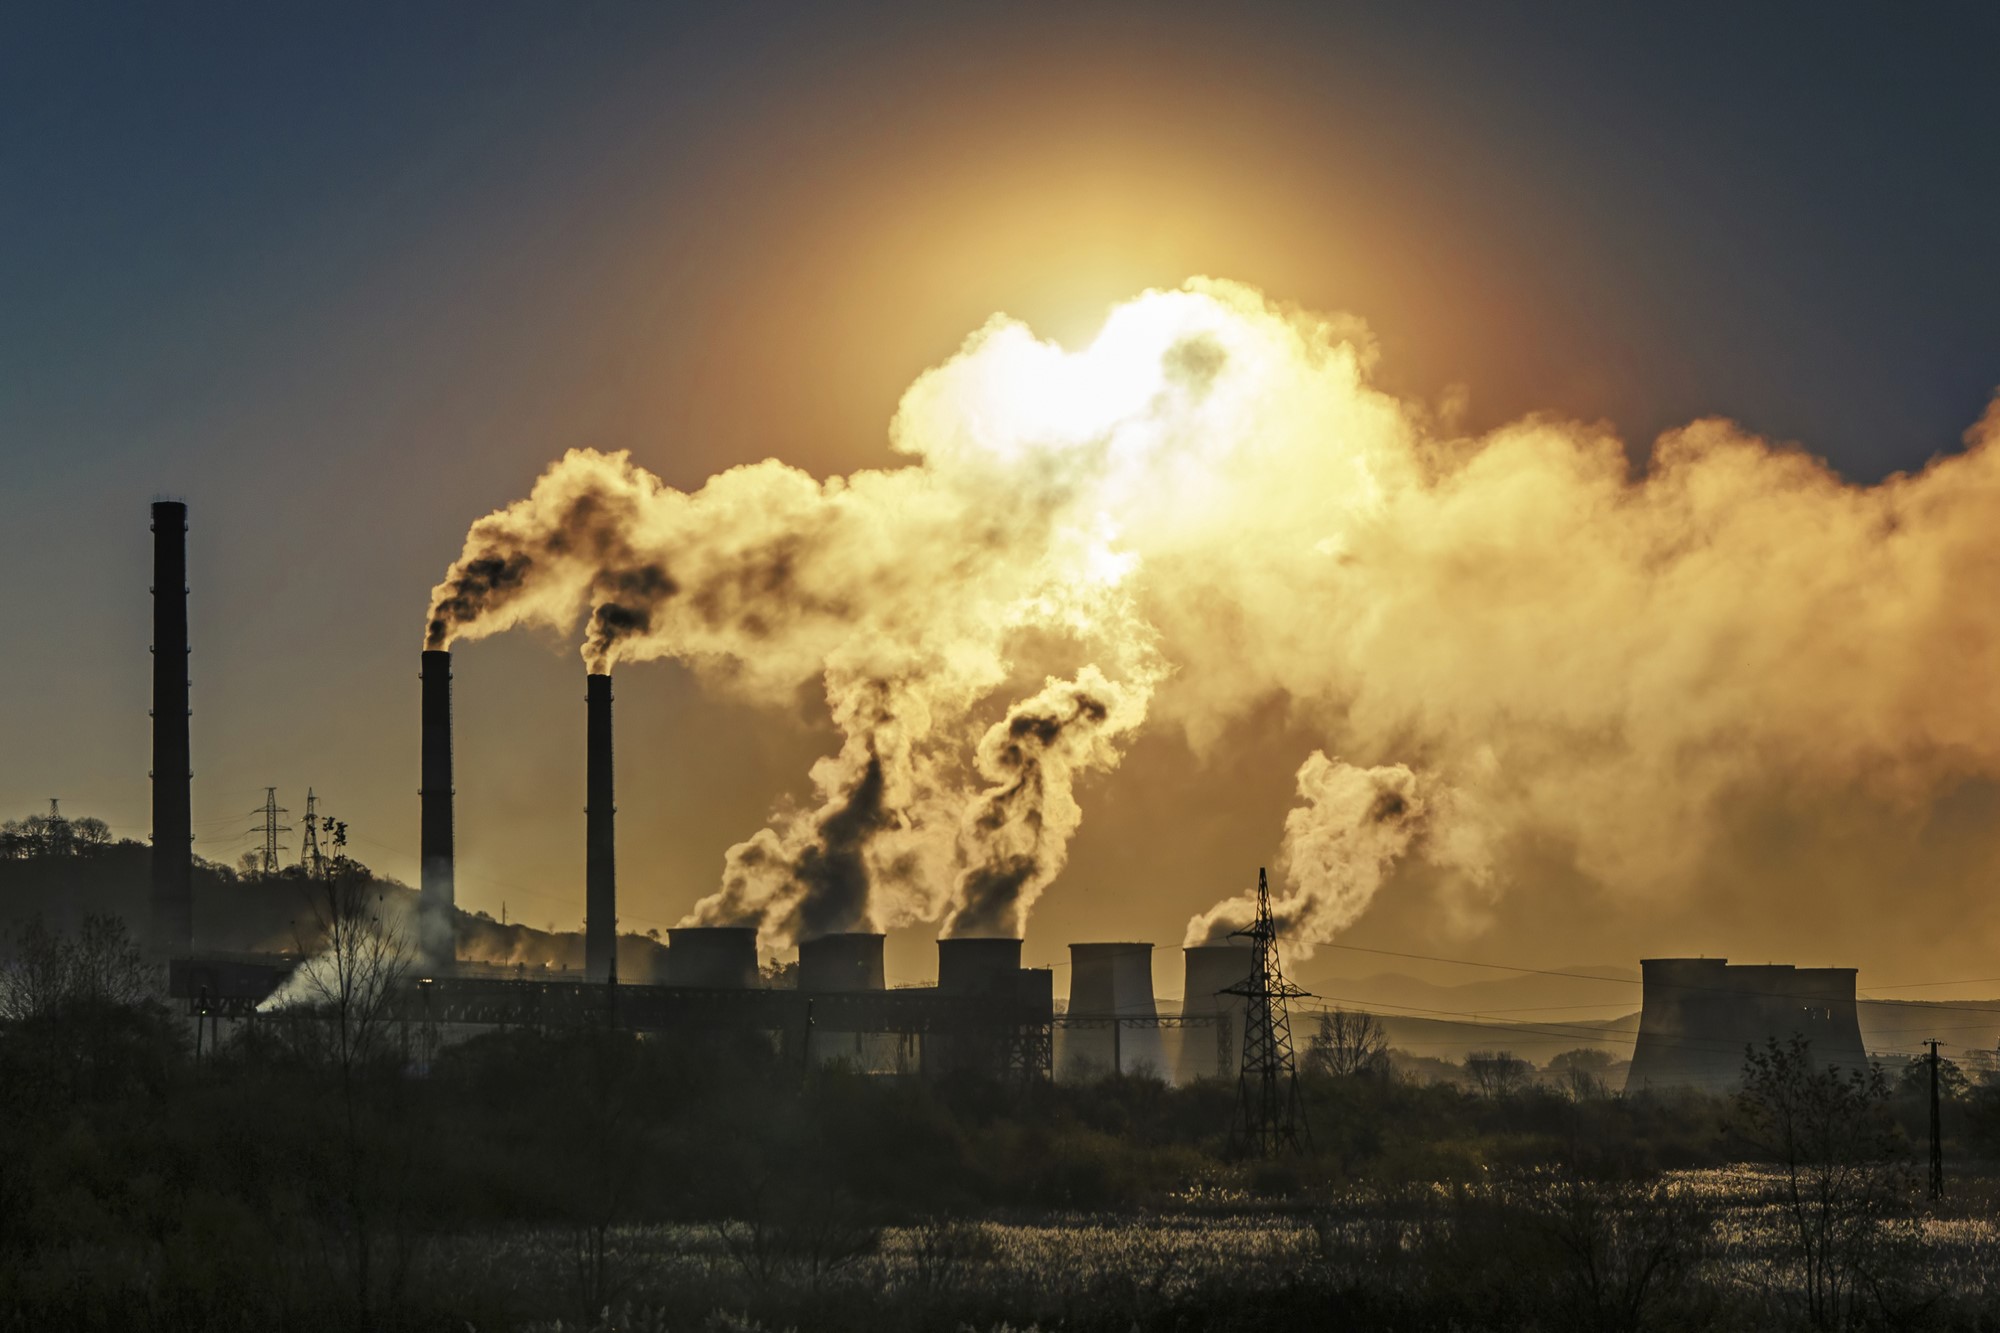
[585,673,616,984]
[419,649,456,974]
[149,500,193,956]
[798,933,887,992]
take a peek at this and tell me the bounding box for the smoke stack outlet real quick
[419,649,456,974]
[667,926,759,989]
[798,932,886,992]
[584,673,616,984]
[150,500,193,955]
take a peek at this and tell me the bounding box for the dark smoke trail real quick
[942,668,1142,938]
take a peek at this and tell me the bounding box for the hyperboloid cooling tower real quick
[798,933,887,992]
[937,936,1025,994]
[667,926,759,988]
[1624,957,1869,1093]
[1068,943,1158,1017]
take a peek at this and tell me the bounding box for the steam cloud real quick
[427,279,2000,956]
[1185,752,1490,955]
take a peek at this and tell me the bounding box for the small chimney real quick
[419,649,456,974]
[799,933,886,992]
[149,500,193,956]
[584,673,616,984]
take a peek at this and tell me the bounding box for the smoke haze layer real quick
[426,279,2000,953]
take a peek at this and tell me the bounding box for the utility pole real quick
[247,788,291,875]
[1224,867,1312,1156]
[1926,1038,1944,1200]
[298,788,326,877]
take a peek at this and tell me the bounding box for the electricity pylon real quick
[298,788,325,876]
[1224,866,1312,1156]
[247,788,290,875]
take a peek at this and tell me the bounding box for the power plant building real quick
[1624,957,1869,1093]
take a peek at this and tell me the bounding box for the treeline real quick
[7,915,2000,1331]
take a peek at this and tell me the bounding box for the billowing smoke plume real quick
[429,278,2000,956]
[944,665,1154,938]
[1185,752,1490,955]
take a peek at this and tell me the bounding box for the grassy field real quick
[396,1168,2000,1332]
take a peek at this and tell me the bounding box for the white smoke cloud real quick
[426,279,2000,954]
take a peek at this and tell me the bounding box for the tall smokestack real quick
[149,501,192,956]
[420,649,456,974]
[585,672,616,983]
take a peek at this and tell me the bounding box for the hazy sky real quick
[5,2,1998,997]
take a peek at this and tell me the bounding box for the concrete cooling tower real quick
[1625,957,1869,1093]
[798,933,887,992]
[666,926,759,989]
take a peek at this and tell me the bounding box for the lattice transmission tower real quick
[297,788,326,876]
[1224,867,1312,1156]
[248,787,290,875]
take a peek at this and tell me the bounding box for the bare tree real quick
[0,914,153,1020]
[1547,1047,1618,1101]
[1510,1169,1715,1329]
[1465,1050,1531,1099]
[1736,1035,1909,1330]
[286,867,412,1073]
[278,864,417,1325]
[0,808,111,858]
[1307,1008,1391,1077]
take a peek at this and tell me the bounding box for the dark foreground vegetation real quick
[6,913,2000,1332]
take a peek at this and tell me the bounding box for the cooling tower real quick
[1068,943,1158,1016]
[667,926,759,988]
[937,937,1024,995]
[419,649,456,974]
[149,501,193,956]
[1064,942,1164,1080]
[1182,943,1254,1016]
[584,673,616,984]
[1177,943,1255,1082]
[798,933,886,992]
[1625,958,1869,1093]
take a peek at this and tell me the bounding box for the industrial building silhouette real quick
[148,501,1871,1090]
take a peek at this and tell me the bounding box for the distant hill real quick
[0,840,669,982]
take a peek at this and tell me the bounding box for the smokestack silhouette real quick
[420,649,456,973]
[149,501,192,955]
[585,672,616,983]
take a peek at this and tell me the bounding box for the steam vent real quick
[1624,958,1869,1093]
